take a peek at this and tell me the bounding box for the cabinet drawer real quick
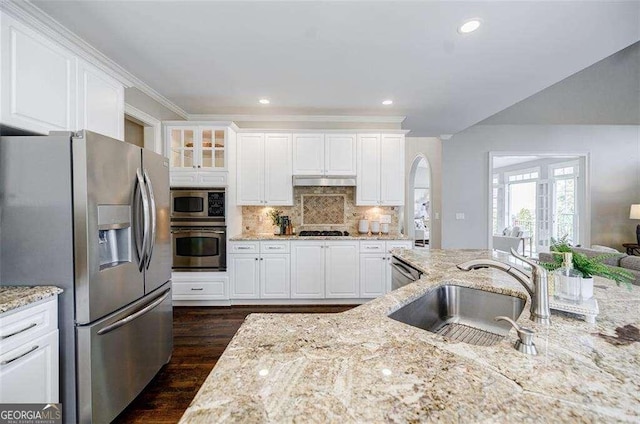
[198,171,227,187]
[360,241,386,252]
[172,281,227,298]
[0,297,58,354]
[170,172,198,187]
[260,241,290,254]
[229,241,259,253]
[386,240,413,251]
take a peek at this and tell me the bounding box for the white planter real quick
[581,277,594,301]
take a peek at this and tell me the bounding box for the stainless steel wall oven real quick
[170,188,227,271]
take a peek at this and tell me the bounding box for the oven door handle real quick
[171,229,225,234]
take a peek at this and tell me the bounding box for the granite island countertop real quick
[180,249,640,423]
[0,286,63,314]
[230,233,409,241]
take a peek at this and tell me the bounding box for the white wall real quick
[405,137,442,248]
[442,124,640,250]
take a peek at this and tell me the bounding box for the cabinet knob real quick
[255,257,258,261]
[198,165,201,168]
[260,258,264,261]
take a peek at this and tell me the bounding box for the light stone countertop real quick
[230,233,409,241]
[0,286,63,314]
[180,249,640,423]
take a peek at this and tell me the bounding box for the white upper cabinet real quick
[293,133,324,175]
[356,134,381,205]
[356,133,405,206]
[0,14,125,138]
[1,14,76,134]
[237,133,265,204]
[293,133,356,176]
[237,132,292,206]
[77,60,124,140]
[166,125,228,187]
[380,134,405,206]
[325,134,357,175]
[264,134,293,205]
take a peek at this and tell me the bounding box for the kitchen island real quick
[179,249,640,423]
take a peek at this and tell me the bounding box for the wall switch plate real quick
[379,214,391,224]
[435,212,440,220]
[455,213,465,220]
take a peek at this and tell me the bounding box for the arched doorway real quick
[408,155,431,248]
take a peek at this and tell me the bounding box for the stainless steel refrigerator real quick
[0,130,173,423]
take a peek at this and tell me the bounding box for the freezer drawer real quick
[76,283,172,424]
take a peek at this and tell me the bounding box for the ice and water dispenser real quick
[97,205,132,270]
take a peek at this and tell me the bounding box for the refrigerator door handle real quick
[143,169,157,270]
[96,288,171,336]
[135,168,151,272]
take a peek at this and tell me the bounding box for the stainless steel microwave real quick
[170,188,225,222]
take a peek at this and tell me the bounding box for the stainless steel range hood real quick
[293,175,357,187]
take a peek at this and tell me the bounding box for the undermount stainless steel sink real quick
[388,285,526,346]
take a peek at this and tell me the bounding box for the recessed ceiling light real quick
[382,99,393,105]
[259,98,270,105]
[458,19,481,34]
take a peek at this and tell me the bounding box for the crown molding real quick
[186,114,407,124]
[1,0,189,119]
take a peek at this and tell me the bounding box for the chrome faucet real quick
[457,248,551,326]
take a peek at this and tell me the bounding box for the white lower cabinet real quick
[260,254,291,298]
[229,241,291,299]
[291,241,360,299]
[228,239,411,301]
[360,254,388,297]
[172,272,229,300]
[229,255,260,299]
[360,240,414,295]
[0,296,59,403]
[290,241,325,298]
[325,242,359,298]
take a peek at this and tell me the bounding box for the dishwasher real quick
[390,256,423,290]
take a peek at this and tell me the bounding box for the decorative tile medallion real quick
[301,195,345,225]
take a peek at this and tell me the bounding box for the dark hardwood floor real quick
[112,305,355,424]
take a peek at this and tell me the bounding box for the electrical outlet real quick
[434,212,440,220]
[379,214,391,224]
[455,213,465,220]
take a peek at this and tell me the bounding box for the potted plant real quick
[266,208,283,235]
[541,236,634,291]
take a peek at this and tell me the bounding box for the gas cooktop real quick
[298,230,349,237]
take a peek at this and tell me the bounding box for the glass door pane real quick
[553,177,577,243]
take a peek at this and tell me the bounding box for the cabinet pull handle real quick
[237,247,251,250]
[267,246,279,250]
[365,246,378,249]
[1,345,39,366]
[190,288,204,291]
[1,322,37,340]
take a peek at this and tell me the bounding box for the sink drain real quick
[435,322,503,346]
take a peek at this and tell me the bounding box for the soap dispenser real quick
[554,252,582,303]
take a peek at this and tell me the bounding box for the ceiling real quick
[33,1,640,136]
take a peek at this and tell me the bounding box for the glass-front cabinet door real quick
[168,126,226,170]
[200,128,226,169]
[169,127,197,169]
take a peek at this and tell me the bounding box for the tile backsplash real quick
[241,187,401,235]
